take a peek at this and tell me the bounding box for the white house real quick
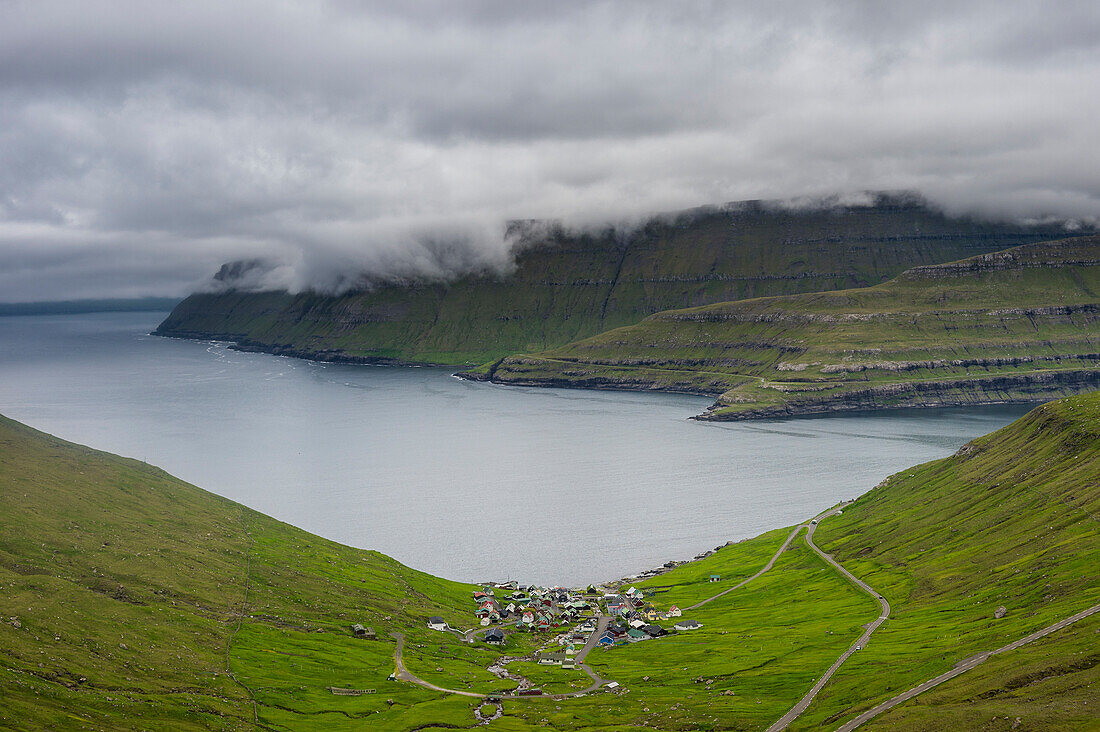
[674,619,702,631]
[428,616,448,631]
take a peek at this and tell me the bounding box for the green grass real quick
[567,539,875,731]
[790,390,1100,729]
[2,391,1099,729]
[0,414,529,730]
[483,237,1100,419]
[631,527,794,608]
[503,661,589,695]
[157,198,1072,366]
[857,613,1100,731]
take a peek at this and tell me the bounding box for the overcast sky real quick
[1,0,1098,300]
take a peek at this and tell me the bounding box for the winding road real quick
[689,505,849,611]
[390,627,613,700]
[767,517,891,731]
[573,615,609,664]
[388,502,1096,728]
[390,501,889,717]
[833,601,1100,731]
[390,632,483,698]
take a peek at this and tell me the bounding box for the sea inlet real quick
[0,311,1028,586]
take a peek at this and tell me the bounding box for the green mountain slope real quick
[475,236,1100,419]
[794,386,1100,729]
[547,390,1099,731]
[1,391,1098,729]
[0,415,531,731]
[155,197,1076,365]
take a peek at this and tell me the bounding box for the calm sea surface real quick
[0,312,1030,585]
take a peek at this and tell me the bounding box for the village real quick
[426,579,704,670]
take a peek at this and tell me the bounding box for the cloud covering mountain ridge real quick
[1,1,1098,300]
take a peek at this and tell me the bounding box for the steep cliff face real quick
[695,370,1100,420]
[476,237,1100,418]
[156,198,1076,364]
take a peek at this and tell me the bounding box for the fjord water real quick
[0,312,1029,586]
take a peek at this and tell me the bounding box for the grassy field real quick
[854,613,1100,731]
[479,237,1100,419]
[2,391,1098,729]
[0,414,541,730]
[788,389,1100,730]
[156,197,1075,366]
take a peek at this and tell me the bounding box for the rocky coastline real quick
[153,329,464,367]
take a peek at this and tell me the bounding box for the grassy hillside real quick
[0,415,543,731]
[794,385,1100,729]
[476,236,1100,420]
[2,392,1097,730]
[541,391,1100,730]
[155,197,1076,365]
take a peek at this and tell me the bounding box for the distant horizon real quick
[0,296,182,315]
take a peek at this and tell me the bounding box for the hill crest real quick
[472,236,1100,419]
[156,198,1084,365]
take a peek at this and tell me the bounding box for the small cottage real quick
[675,619,702,631]
[428,616,448,631]
[485,628,505,645]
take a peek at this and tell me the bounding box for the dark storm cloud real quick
[1,0,1098,300]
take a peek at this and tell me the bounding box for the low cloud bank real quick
[1,2,1098,300]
